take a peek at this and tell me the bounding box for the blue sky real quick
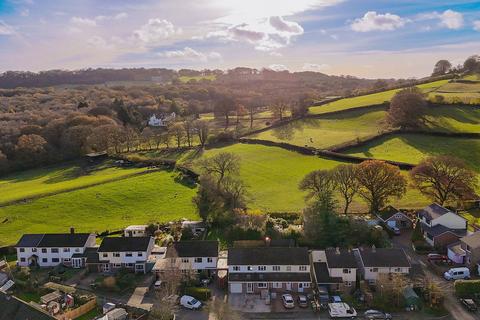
[0,0,479,78]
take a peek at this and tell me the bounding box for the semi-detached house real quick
[311,248,357,293]
[354,247,411,284]
[228,247,311,294]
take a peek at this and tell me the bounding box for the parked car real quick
[460,299,478,312]
[331,295,342,303]
[328,302,357,319]
[282,294,295,309]
[154,280,164,290]
[364,309,393,319]
[318,285,330,309]
[444,267,470,280]
[427,253,448,263]
[180,295,202,310]
[390,226,401,235]
[298,295,308,308]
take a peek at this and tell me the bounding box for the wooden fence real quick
[55,298,96,320]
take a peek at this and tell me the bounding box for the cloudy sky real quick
[0,0,479,78]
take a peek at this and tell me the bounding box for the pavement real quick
[392,229,479,320]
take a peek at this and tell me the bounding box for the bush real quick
[455,280,480,298]
[268,212,302,224]
[184,287,211,301]
[412,240,433,253]
[207,131,235,144]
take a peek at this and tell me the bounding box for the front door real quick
[103,263,111,272]
[286,282,292,291]
[247,283,254,293]
[72,258,82,268]
[298,283,304,293]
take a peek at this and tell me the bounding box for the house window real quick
[75,248,80,252]
[345,281,352,287]
[52,258,60,263]
[19,248,25,253]
[126,263,134,268]
[247,266,253,271]
[304,282,310,288]
[286,266,291,271]
[63,248,70,252]
[41,248,47,253]
[113,263,122,268]
[20,258,26,262]
[272,282,282,288]
[273,266,280,271]
[181,258,189,263]
[113,253,120,257]
[370,268,378,272]
[194,258,203,263]
[394,267,401,272]
[207,258,213,263]
[135,264,144,270]
[42,258,48,263]
[138,252,143,257]
[31,248,37,252]
[258,283,268,289]
[258,266,266,271]
[51,248,59,253]
[63,258,71,262]
[343,268,351,274]
[233,266,240,271]
[102,253,108,258]
[126,253,133,257]
[299,266,307,271]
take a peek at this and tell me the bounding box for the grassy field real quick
[344,133,480,171]
[178,75,216,83]
[179,143,430,213]
[309,80,449,115]
[250,108,387,149]
[0,161,152,205]
[0,170,197,246]
[424,105,480,133]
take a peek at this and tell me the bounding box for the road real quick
[393,231,478,320]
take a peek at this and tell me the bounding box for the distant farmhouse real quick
[148,112,176,127]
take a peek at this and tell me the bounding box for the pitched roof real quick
[98,237,152,252]
[228,247,309,265]
[15,233,92,248]
[422,224,467,238]
[377,205,401,221]
[165,241,218,258]
[0,292,55,320]
[418,203,451,222]
[356,247,410,268]
[313,262,343,284]
[228,272,310,282]
[325,248,357,268]
[461,232,480,248]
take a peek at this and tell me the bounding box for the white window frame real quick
[299,265,307,271]
[345,281,352,287]
[207,257,213,263]
[257,283,268,289]
[233,266,240,271]
[258,266,266,271]
[272,266,280,271]
[194,257,203,263]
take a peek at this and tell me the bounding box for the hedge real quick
[184,287,212,301]
[454,280,480,298]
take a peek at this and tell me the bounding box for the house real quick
[447,232,480,266]
[93,237,155,274]
[422,224,468,250]
[377,206,413,229]
[148,112,176,127]
[311,248,357,293]
[154,241,219,276]
[0,292,55,320]
[124,225,148,237]
[354,247,410,284]
[227,247,311,294]
[15,230,96,268]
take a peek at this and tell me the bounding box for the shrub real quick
[455,280,480,298]
[184,287,211,301]
[268,212,302,224]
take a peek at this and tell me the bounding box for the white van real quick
[444,267,470,280]
[328,302,357,318]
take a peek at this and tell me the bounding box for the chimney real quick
[371,244,376,253]
[70,227,75,234]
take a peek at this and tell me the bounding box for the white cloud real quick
[95,12,128,21]
[302,62,330,72]
[269,16,303,34]
[133,18,181,46]
[0,21,15,35]
[158,47,221,62]
[474,20,480,32]
[70,16,97,27]
[351,11,406,32]
[439,10,463,29]
[268,64,287,71]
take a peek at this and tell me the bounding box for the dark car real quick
[364,309,393,319]
[298,295,308,308]
[427,253,448,263]
[318,285,330,309]
[461,299,478,312]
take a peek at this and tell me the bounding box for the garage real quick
[230,283,243,293]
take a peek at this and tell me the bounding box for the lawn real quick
[344,133,480,171]
[0,161,151,205]
[250,108,388,149]
[309,79,449,115]
[179,143,431,213]
[423,105,480,133]
[0,170,198,246]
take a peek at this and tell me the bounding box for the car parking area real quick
[228,293,315,314]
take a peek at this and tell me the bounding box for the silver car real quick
[364,309,392,319]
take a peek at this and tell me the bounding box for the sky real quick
[0,0,479,78]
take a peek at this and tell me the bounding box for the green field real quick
[250,108,387,149]
[344,133,480,171]
[0,170,197,246]
[0,162,151,205]
[424,105,480,133]
[179,75,216,83]
[309,80,449,115]
[179,143,430,213]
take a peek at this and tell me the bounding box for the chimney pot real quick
[70,227,75,234]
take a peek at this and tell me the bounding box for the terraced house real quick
[311,248,358,293]
[15,229,96,268]
[227,247,311,294]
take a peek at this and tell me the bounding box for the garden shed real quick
[403,287,421,310]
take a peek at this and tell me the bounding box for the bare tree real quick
[168,122,186,148]
[193,120,210,147]
[269,99,289,121]
[299,170,335,201]
[332,164,360,214]
[200,152,240,186]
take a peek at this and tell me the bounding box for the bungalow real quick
[153,240,219,276]
[15,230,96,268]
[93,237,154,274]
[311,248,357,293]
[377,206,413,229]
[354,247,410,284]
[227,247,311,294]
[422,224,467,250]
[124,225,148,237]
[447,232,480,266]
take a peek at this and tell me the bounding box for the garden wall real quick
[56,299,96,320]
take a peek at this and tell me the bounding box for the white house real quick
[94,237,155,274]
[148,112,176,127]
[377,206,413,229]
[15,230,96,268]
[418,203,467,229]
[227,247,311,294]
[124,225,148,237]
[154,241,219,276]
[354,247,411,284]
[311,248,357,293]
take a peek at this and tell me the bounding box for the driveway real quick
[392,230,479,320]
